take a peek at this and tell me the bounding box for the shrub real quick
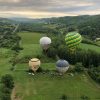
[37,67,43,73]
[0,93,11,100]
[60,94,68,100]
[67,27,76,32]
[74,62,84,72]
[88,66,100,83]
[0,74,14,100]
[44,69,50,73]
[0,84,11,94]
[1,74,14,89]
[27,69,34,73]
[82,38,94,45]
[16,55,33,63]
[47,47,57,58]
[81,95,90,100]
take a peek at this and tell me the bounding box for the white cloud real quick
[0,11,77,18]
[0,0,100,18]
[0,0,20,3]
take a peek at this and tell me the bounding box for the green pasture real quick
[0,32,100,100]
[80,43,100,53]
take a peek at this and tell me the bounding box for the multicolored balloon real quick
[29,58,41,72]
[56,59,69,74]
[65,32,82,50]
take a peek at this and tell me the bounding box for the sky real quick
[0,0,100,18]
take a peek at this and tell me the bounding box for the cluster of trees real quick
[46,35,100,83]
[19,23,79,37]
[0,20,21,50]
[88,66,100,83]
[45,15,100,39]
[19,23,63,35]
[1,15,100,40]
[14,15,100,41]
[0,18,14,33]
[46,35,100,67]
[74,63,84,72]
[0,74,14,100]
[82,36,93,44]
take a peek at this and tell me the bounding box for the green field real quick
[18,32,44,44]
[96,41,100,46]
[13,70,100,100]
[18,32,43,58]
[0,32,100,100]
[80,43,100,53]
[0,48,13,76]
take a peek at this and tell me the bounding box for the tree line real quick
[46,35,100,83]
[0,21,22,51]
[46,35,100,67]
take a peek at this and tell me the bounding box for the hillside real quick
[0,31,100,100]
[1,15,100,39]
[11,32,100,99]
[8,17,46,23]
[0,15,100,100]
[45,15,100,38]
[13,15,100,39]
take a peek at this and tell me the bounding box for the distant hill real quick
[0,15,100,38]
[7,17,47,23]
[0,17,12,23]
[44,15,100,38]
[44,15,100,25]
[1,14,100,24]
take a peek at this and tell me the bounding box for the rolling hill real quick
[0,15,100,100]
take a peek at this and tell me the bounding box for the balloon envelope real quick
[65,32,82,50]
[40,37,51,50]
[29,58,41,72]
[56,60,69,73]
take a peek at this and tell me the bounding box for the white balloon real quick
[40,37,51,50]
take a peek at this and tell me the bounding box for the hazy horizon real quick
[0,0,100,18]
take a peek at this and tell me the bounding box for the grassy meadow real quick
[80,43,100,53]
[0,32,100,100]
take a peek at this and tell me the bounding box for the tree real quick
[1,74,14,89]
[81,95,90,100]
[47,47,57,58]
[11,42,22,52]
[74,62,84,72]
[0,85,11,100]
[0,93,11,100]
[67,26,77,32]
[60,94,68,100]
[0,84,11,94]
[88,66,100,83]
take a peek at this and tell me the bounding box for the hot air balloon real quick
[56,60,69,74]
[29,58,41,72]
[40,37,51,50]
[65,32,82,50]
